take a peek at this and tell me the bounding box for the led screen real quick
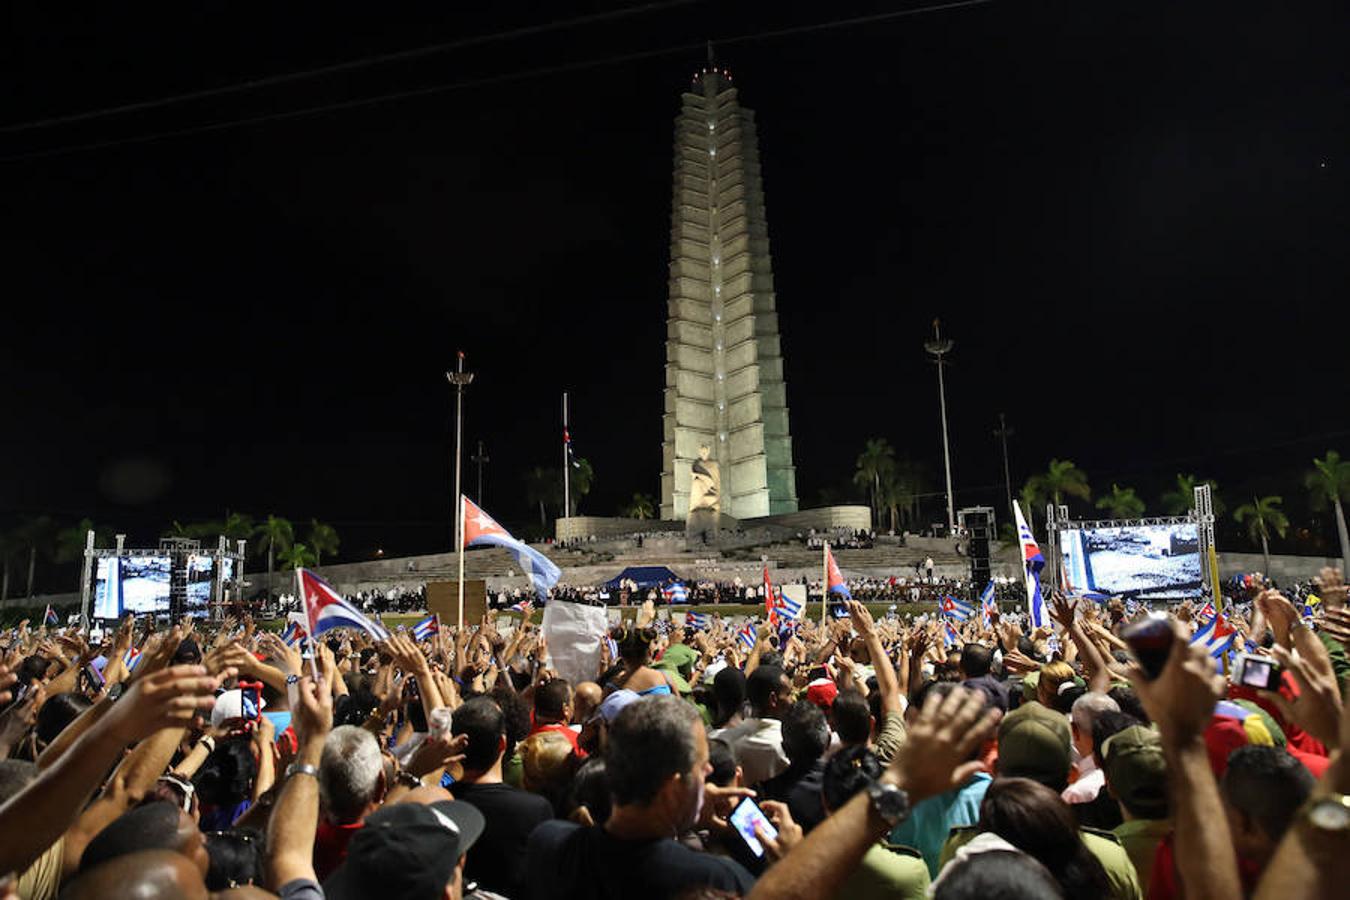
[94,555,172,617]
[1058,523,1201,598]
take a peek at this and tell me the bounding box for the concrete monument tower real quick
[660,63,798,522]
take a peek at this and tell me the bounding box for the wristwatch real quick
[866,780,912,829]
[285,674,300,686]
[285,762,319,780]
[1304,793,1350,834]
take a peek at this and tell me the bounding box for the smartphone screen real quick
[728,797,778,858]
[240,684,261,720]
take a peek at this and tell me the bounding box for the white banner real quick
[541,600,609,687]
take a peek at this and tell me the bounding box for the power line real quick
[2,0,997,164]
[0,0,706,134]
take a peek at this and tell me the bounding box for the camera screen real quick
[1240,658,1272,688]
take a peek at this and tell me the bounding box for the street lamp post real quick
[995,413,1015,521]
[924,319,956,532]
[446,352,475,630]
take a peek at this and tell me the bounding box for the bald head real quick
[63,849,208,900]
[80,802,208,876]
[573,682,602,724]
[390,784,455,806]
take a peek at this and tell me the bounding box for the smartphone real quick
[238,680,263,721]
[728,796,778,858]
[1234,653,1282,691]
[1121,613,1173,680]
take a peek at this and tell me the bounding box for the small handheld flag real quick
[296,568,390,641]
[279,621,306,647]
[942,620,960,649]
[662,582,689,604]
[412,614,440,642]
[463,497,561,601]
[509,599,533,616]
[824,545,851,600]
[940,595,975,622]
[737,623,757,650]
[1190,610,1238,658]
[980,581,997,629]
[775,591,805,622]
[685,611,709,630]
[1014,501,1047,630]
[44,604,59,627]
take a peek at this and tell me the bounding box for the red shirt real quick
[314,819,363,881]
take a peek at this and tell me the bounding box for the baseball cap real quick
[1102,725,1167,817]
[997,701,1070,786]
[210,689,264,727]
[590,689,640,724]
[805,677,838,710]
[325,800,485,900]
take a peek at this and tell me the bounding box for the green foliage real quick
[622,493,656,520]
[1095,483,1146,519]
[1159,474,1225,517]
[1305,451,1350,510]
[277,542,318,571]
[570,458,595,516]
[307,520,340,565]
[1022,459,1091,510]
[853,438,896,519]
[1233,496,1289,545]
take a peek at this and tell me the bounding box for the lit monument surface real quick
[660,64,799,523]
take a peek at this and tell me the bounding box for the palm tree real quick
[307,520,340,566]
[525,467,560,532]
[1159,474,1225,517]
[220,511,256,544]
[16,516,56,598]
[623,493,656,520]
[0,529,20,603]
[853,438,896,522]
[277,542,318,571]
[1233,496,1289,575]
[569,458,595,516]
[1096,484,1145,519]
[54,518,114,565]
[1305,450,1350,576]
[1023,459,1092,513]
[253,515,295,581]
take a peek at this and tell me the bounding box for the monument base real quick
[685,509,721,550]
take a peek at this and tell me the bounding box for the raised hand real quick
[1050,591,1078,630]
[889,686,1000,802]
[846,600,876,637]
[755,799,804,861]
[103,664,229,745]
[1260,640,1343,749]
[1313,567,1348,608]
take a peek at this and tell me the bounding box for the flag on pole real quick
[775,590,805,622]
[412,614,440,642]
[980,581,997,629]
[296,568,390,640]
[662,582,689,604]
[940,595,975,622]
[280,620,307,647]
[1190,609,1238,658]
[1197,600,1216,624]
[737,622,757,650]
[942,620,960,649]
[462,497,561,601]
[43,604,59,627]
[685,611,709,630]
[763,566,778,624]
[824,545,851,600]
[1014,501,1047,630]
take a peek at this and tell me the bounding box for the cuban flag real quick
[605,635,619,660]
[942,620,960,649]
[737,622,757,650]
[980,581,997,629]
[662,582,689,604]
[1190,609,1238,658]
[824,545,851,600]
[412,614,440,642]
[124,647,142,671]
[279,621,306,647]
[685,611,709,630]
[776,590,805,622]
[763,566,779,624]
[509,599,533,616]
[1014,501,1047,630]
[463,497,561,601]
[44,605,59,627]
[940,595,975,622]
[296,568,389,640]
[1197,601,1216,624]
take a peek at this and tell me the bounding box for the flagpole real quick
[562,393,571,520]
[446,351,474,548]
[295,568,319,681]
[821,541,829,629]
[457,495,466,631]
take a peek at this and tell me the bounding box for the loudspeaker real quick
[958,507,994,593]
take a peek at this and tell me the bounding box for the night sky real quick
[4,1,1348,569]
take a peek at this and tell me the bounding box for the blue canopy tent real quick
[602,566,683,591]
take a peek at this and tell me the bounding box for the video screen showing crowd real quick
[3,529,1348,899]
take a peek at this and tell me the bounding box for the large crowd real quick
[1,564,1348,899]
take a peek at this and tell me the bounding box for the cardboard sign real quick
[426,580,487,628]
[542,600,608,687]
